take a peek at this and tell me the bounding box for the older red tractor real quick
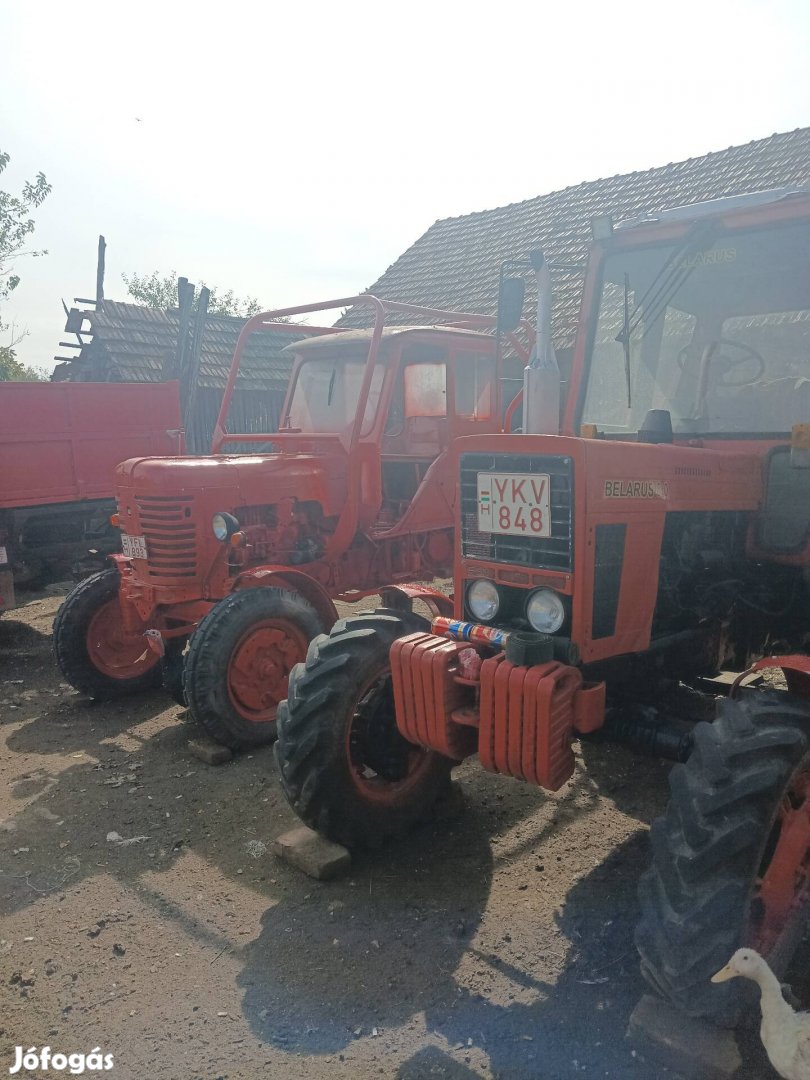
[54,295,530,748]
[276,189,810,1026]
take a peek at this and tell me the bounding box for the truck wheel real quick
[636,690,810,1025]
[275,609,453,848]
[53,568,161,699]
[183,587,326,749]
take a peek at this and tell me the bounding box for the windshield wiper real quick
[612,221,719,413]
[326,367,337,406]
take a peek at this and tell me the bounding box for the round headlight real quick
[467,579,500,623]
[212,512,240,542]
[526,588,565,634]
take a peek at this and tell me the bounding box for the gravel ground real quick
[1,588,805,1079]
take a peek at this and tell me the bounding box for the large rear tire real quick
[183,587,327,749]
[53,568,162,700]
[275,609,453,848]
[636,690,810,1025]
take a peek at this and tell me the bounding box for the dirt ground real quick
[1,589,806,1080]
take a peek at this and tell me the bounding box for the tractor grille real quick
[135,496,198,579]
[460,452,574,572]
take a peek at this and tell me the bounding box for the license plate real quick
[121,534,148,560]
[0,546,7,565]
[477,472,551,538]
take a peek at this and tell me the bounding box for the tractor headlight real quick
[467,579,500,623]
[526,588,565,634]
[212,512,240,542]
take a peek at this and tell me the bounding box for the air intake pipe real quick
[522,249,561,435]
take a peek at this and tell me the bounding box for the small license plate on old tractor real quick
[121,534,148,560]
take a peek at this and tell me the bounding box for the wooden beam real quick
[96,235,106,307]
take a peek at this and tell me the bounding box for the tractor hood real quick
[115,452,348,518]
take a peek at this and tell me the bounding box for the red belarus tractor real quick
[276,189,810,1026]
[54,295,531,748]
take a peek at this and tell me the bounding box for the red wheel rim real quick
[86,599,160,681]
[345,670,435,806]
[746,755,810,961]
[226,618,309,724]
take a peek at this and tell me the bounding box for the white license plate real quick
[0,546,7,565]
[121,534,148,560]
[477,472,551,538]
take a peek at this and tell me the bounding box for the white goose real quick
[712,948,810,1080]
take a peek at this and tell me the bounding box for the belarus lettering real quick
[604,479,669,499]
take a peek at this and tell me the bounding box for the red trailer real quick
[0,381,182,613]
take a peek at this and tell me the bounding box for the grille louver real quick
[460,453,573,572]
[135,496,198,579]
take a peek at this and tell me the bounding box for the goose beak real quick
[711,964,736,983]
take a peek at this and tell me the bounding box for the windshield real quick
[582,220,810,435]
[285,352,385,434]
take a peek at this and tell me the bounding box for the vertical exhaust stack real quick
[523,249,560,435]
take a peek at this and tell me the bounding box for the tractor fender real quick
[732,654,810,700]
[378,583,454,619]
[230,567,339,631]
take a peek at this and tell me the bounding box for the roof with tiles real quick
[62,300,315,390]
[338,128,810,348]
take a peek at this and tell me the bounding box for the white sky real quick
[2,0,809,372]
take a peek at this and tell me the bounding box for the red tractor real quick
[276,189,810,1027]
[55,295,530,748]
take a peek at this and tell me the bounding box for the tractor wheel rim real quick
[345,670,434,805]
[747,754,810,960]
[86,599,159,680]
[227,618,309,724]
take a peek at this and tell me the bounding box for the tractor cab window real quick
[582,220,810,436]
[454,352,496,420]
[383,345,448,443]
[286,352,385,434]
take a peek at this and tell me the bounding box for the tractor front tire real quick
[636,689,810,1025]
[183,587,326,749]
[53,568,161,700]
[275,609,453,848]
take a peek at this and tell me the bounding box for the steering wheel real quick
[709,339,766,386]
[677,339,766,386]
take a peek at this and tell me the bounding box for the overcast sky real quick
[2,0,808,372]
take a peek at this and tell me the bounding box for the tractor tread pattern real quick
[275,608,452,848]
[636,689,810,1025]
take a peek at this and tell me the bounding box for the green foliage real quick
[0,150,52,308]
[0,341,47,381]
[122,269,265,319]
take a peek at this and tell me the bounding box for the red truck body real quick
[0,381,182,612]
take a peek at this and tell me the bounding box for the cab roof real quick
[282,324,491,354]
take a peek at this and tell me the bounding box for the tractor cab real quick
[576,189,810,441]
[279,325,502,530]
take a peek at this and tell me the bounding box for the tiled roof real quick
[64,300,314,390]
[339,128,810,348]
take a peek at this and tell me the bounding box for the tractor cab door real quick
[375,338,499,529]
[378,343,449,524]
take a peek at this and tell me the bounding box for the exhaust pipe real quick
[522,249,560,435]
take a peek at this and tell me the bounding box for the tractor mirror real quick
[497,276,525,335]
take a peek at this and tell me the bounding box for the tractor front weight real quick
[390,617,606,790]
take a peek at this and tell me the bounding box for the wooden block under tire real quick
[627,994,742,1079]
[271,826,351,880]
